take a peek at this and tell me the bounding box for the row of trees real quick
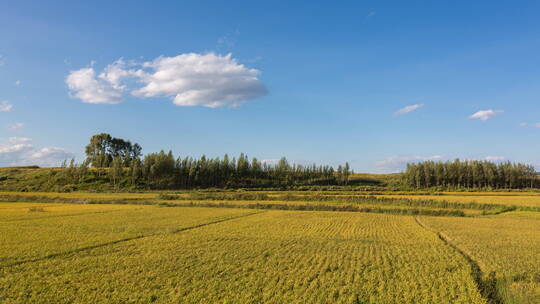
[132,151,350,188]
[404,160,537,189]
[78,134,352,189]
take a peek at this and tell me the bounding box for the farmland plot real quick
[421,212,540,304]
[0,207,486,304]
[0,203,253,267]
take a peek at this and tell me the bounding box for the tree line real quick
[67,133,352,189]
[404,160,537,189]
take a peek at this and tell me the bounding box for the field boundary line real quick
[1,211,264,269]
[414,216,504,304]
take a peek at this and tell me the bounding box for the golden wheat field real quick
[0,191,539,303]
[0,203,252,268]
[421,212,540,304]
[0,201,488,304]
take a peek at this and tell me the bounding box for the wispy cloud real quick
[8,137,32,143]
[0,100,13,112]
[469,109,503,121]
[364,11,376,22]
[394,104,424,116]
[217,29,240,50]
[66,52,267,108]
[519,122,540,128]
[8,122,25,130]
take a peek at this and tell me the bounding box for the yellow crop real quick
[0,203,253,268]
[0,204,486,303]
[1,189,538,303]
[421,212,540,303]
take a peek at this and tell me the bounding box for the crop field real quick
[0,203,486,303]
[421,212,540,304]
[0,191,538,303]
[0,203,253,268]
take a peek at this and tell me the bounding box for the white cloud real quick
[8,122,25,130]
[0,143,32,166]
[0,138,74,167]
[65,66,124,104]
[469,109,503,121]
[99,59,132,88]
[8,137,32,143]
[375,155,444,173]
[66,53,267,108]
[0,100,13,112]
[394,104,424,116]
[0,143,32,154]
[30,147,74,166]
[15,80,21,86]
[133,53,267,107]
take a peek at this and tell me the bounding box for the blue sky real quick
[1,1,540,172]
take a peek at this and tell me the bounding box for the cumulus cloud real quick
[394,104,424,116]
[0,138,74,167]
[65,66,124,104]
[469,109,503,121]
[8,122,24,130]
[133,53,267,107]
[66,53,267,108]
[0,100,13,112]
